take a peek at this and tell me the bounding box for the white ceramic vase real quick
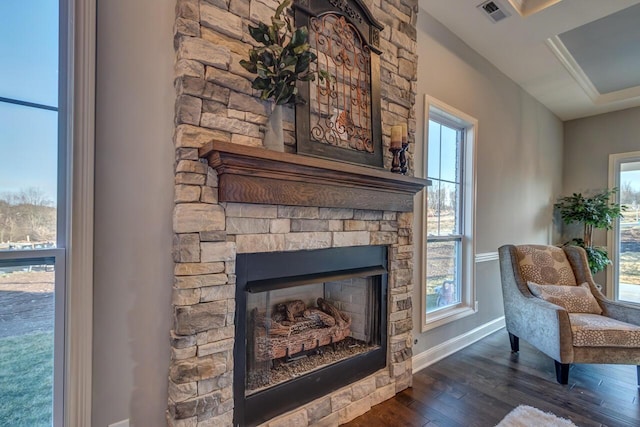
[263,103,284,152]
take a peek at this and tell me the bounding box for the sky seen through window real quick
[0,0,59,204]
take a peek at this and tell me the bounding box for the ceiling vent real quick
[478,0,511,23]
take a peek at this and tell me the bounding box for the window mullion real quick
[438,124,443,235]
[0,96,58,112]
[457,130,464,235]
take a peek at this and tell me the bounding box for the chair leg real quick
[554,361,570,384]
[508,333,519,352]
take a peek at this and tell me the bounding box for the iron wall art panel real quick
[294,0,384,168]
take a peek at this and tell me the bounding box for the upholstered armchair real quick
[498,244,640,385]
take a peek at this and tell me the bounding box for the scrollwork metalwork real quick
[370,27,379,47]
[328,0,363,23]
[309,14,373,153]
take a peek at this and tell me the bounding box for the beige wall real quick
[93,0,175,425]
[563,107,640,195]
[562,106,640,284]
[412,10,564,355]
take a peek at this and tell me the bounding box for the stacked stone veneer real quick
[170,0,418,425]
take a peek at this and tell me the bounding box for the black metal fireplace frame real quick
[234,245,388,427]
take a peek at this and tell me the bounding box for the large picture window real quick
[0,1,66,425]
[422,96,477,330]
[0,1,96,425]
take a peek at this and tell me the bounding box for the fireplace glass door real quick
[234,245,388,426]
[246,274,381,396]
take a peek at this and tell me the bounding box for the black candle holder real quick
[390,147,402,173]
[399,142,408,175]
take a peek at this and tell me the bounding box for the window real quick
[0,2,64,423]
[0,1,96,425]
[608,152,640,305]
[421,96,477,331]
[0,1,66,425]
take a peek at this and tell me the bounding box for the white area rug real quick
[496,405,578,427]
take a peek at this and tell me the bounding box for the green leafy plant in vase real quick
[240,0,331,150]
[554,188,627,274]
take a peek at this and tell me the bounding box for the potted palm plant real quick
[240,0,331,150]
[555,188,626,273]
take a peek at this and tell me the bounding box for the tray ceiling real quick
[421,0,640,120]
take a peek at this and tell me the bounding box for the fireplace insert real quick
[234,245,388,426]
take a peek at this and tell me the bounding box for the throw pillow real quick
[526,282,602,314]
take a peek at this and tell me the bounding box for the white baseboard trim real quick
[412,316,506,374]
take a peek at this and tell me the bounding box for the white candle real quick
[390,126,402,149]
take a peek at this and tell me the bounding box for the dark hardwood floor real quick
[345,329,639,427]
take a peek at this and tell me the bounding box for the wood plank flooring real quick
[345,329,639,427]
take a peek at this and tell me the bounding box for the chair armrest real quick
[598,298,640,326]
[580,279,640,326]
[504,290,573,362]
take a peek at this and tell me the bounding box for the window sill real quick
[421,304,477,332]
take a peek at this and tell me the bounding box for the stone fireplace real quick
[168,144,423,426]
[169,0,419,425]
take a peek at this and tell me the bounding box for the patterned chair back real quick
[515,245,577,286]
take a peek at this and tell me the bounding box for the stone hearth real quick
[169,0,419,425]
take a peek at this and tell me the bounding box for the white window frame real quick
[608,151,640,303]
[421,95,477,332]
[63,0,95,425]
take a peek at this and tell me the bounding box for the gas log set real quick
[251,298,352,363]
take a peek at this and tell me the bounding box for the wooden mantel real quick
[199,141,430,212]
